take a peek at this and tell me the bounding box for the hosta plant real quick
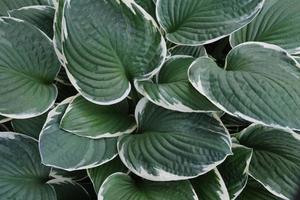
[1,0,300,199]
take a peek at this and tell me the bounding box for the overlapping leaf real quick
[0,18,59,119]
[230,0,300,54]
[156,0,264,45]
[98,173,197,200]
[61,0,166,105]
[39,98,118,171]
[135,56,218,112]
[169,45,207,58]
[118,98,231,181]
[189,42,300,130]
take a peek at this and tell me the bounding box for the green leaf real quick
[135,56,218,112]
[118,98,232,181]
[237,124,300,200]
[0,115,11,123]
[0,132,56,200]
[53,0,65,64]
[61,0,166,105]
[60,95,136,139]
[39,97,118,171]
[237,177,282,200]
[11,112,48,139]
[0,0,52,16]
[87,157,128,193]
[0,18,59,119]
[191,169,230,200]
[8,5,55,38]
[189,42,300,130]
[51,181,90,200]
[156,0,264,45]
[169,45,207,58]
[98,173,197,200]
[230,0,300,55]
[218,144,253,200]
[135,0,156,19]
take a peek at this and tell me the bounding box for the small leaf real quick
[61,0,166,105]
[191,169,230,200]
[60,95,136,139]
[189,42,300,130]
[156,0,264,45]
[169,45,207,58]
[118,98,232,181]
[218,144,253,199]
[98,173,197,200]
[0,18,60,119]
[135,56,218,112]
[237,124,300,200]
[39,98,118,171]
[87,157,128,193]
[230,0,300,54]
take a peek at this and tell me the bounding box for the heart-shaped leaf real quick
[191,169,230,200]
[135,56,218,112]
[189,42,300,130]
[169,45,207,58]
[87,157,128,193]
[118,98,232,181]
[230,0,300,55]
[218,144,253,200]
[61,0,166,105]
[60,95,136,139]
[0,18,60,119]
[0,0,52,16]
[156,0,264,45]
[39,98,118,171]
[98,173,197,200]
[8,5,55,38]
[236,124,300,200]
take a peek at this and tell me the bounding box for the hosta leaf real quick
[87,157,128,193]
[156,0,264,45]
[135,0,156,18]
[0,0,52,16]
[237,124,300,200]
[118,98,232,181]
[0,115,11,123]
[135,56,218,112]
[8,5,55,38]
[60,95,136,139]
[0,132,56,200]
[230,0,300,55]
[61,0,166,105]
[169,45,207,58]
[98,173,197,200]
[237,177,282,200]
[191,169,230,200]
[189,42,300,130]
[39,98,118,171]
[12,112,48,139]
[218,144,253,200]
[53,0,65,63]
[0,18,59,119]
[51,181,90,200]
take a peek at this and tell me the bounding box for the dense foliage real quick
[0,0,300,199]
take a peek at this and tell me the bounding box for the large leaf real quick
[118,98,232,181]
[230,0,300,55]
[169,45,207,58]
[0,18,59,119]
[237,124,300,200]
[0,0,52,15]
[189,42,300,130]
[135,56,218,112]
[237,177,282,200]
[218,144,253,200]
[60,95,136,139]
[39,98,118,171]
[98,173,197,200]
[61,0,166,105]
[0,132,56,200]
[191,169,230,200]
[8,5,55,38]
[87,157,128,193]
[11,112,48,139]
[156,0,264,45]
